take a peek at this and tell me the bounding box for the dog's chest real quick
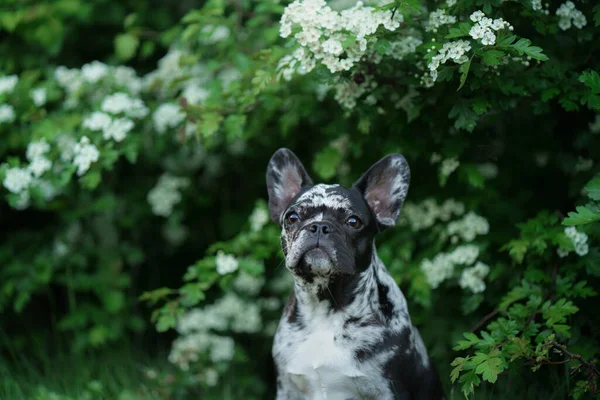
[276,313,390,400]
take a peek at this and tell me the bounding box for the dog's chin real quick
[287,247,335,278]
[302,248,334,274]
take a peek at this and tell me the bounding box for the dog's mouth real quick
[301,248,334,274]
[287,244,337,278]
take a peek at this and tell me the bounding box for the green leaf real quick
[475,354,504,383]
[579,70,600,94]
[450,356,468,382]
[497,35,517,47]
[80,170,102,190]
[584,174,600,200]
[375,39,391,55]
[341,35,357,50]
[200,112,224,138]
[458,59,471,91]
[445,22,471,39]
[103,290,125,314]
[454,332,480,350]
[313,146,342,180]
[511,38,549,61]
[563,205,600,226]
[480,50,505,66]
[115,33,140,61]
[594,4,600,27]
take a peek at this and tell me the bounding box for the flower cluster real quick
[278,0,402,78]
[153,103,186,134]
[556,1,587,31]
[469,10,513,46]
[0,75,18,95]
[447,211,490,242]
[233,271,265,295]
[426,9,456,32]
[459,261,490,293]
[388,36,423,61]
[30,88,47,107]
[0,104,15,124]
[401,198,466,231]
[421,245,480,288]
[147,173,190,217]
[531,0,550,15]
[558,226,589,257]
[249,205,269,231]
[440,158,460,178]
[82,111,134,142]
[426,40,471,83]
[72,137,100,176]
[215,251,239,275]
[101,92,149,119]
[169,291,264,371]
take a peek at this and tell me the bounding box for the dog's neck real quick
[291,247,407,325]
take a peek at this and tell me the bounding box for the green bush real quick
[1,0,600,398]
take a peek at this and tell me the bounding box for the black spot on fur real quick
[377,281,394,320]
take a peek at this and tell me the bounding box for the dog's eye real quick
[286,212,300,224]
[346,216,363,229]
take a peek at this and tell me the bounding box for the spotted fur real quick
[266,149,444,400]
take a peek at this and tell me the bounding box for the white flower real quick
[249,206,269,231]
[481,30,496,46]
[470,11,485,22]
[0,104,16,124]
[103,118,134,142]
[459,261,490,293]
[201,25,231,44]
[30,88,47,106]
[322,39,343,55]
[556,1,586,31]
[81,61,109,83]
[3,167,32,193]
[14,190,30,210]
[421,254,454,288]
[447,211,490,242]
[28,157,52,178]
[72,136,100,176]
[575,242,589,256]
[0,75,18,95]
[215,251,239,275]
[182,83,209,104]
[449,245,480,265]
[54,66,83,94]
[532,0,542,11]
[426,9,456,32]
[557,247,570,258]
[204,368,219,386]
[26,139,51,161]
[83,112,112,131]
[440,158,460,177]
[210,336,235,362]
[56,134,77,162]
[113,66,142,94]
[233,271,265,295]
[153,103,185,134]
[101,92,149,119]
[147,173,190,217]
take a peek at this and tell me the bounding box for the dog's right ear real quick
[266,148,313,224]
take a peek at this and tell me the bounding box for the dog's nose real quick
[309,222,331,235]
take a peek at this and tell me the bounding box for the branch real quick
[470,308,500,333]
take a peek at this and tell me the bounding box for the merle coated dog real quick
[266,148,444,400]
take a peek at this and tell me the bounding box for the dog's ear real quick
[266,148,313,224]
[353,154,410,230]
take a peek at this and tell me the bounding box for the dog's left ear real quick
[266,148,313,224]
[353,154,410,230]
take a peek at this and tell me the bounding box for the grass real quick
[0,345,167,400]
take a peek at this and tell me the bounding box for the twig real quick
[470,308,500,333]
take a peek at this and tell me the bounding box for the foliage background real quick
[1,0,600,399]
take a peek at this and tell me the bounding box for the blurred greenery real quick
[1,0,600,398]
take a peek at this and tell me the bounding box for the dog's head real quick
[266,148,410,281]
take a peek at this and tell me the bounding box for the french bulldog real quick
[267,148,444,400]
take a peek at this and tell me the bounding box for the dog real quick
[267,148,444,400]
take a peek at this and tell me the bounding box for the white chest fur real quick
[275,309,393,400]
